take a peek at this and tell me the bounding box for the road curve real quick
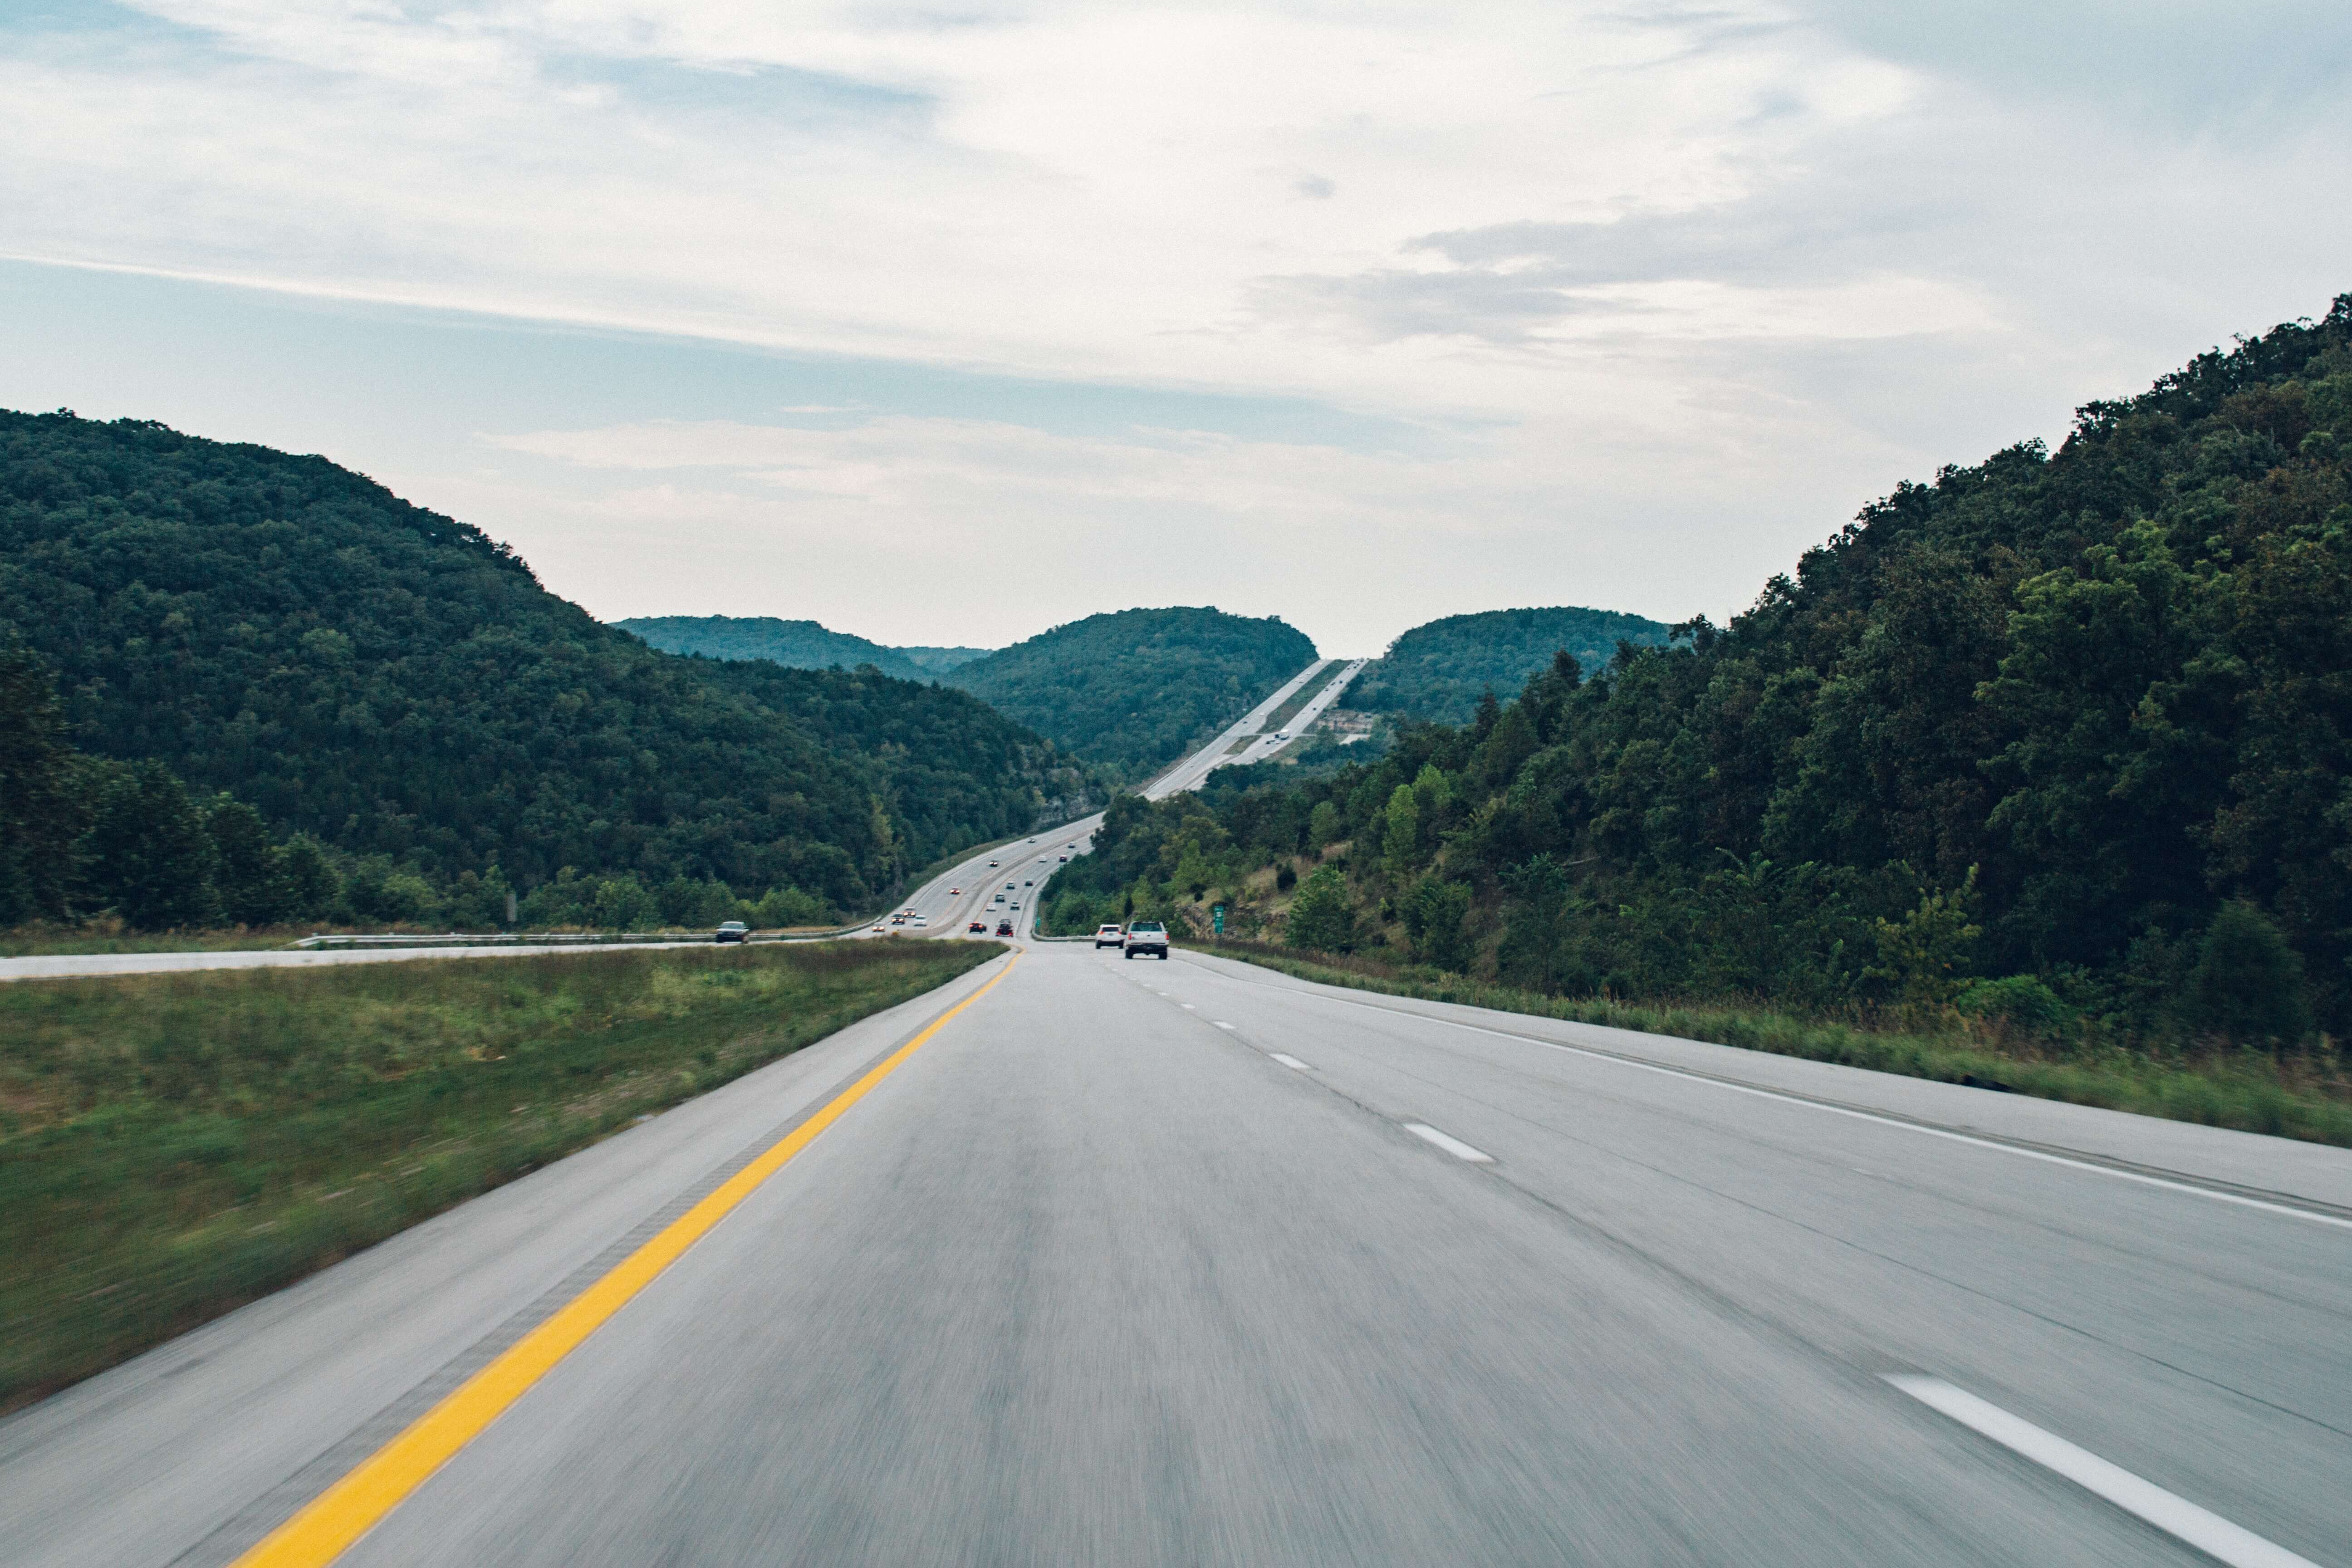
[6,933,2347,1566]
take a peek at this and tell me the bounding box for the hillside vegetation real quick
[0,413,1094,929]
[1352,606,1676,724]
[945,606,1316,779]
[1045,298,2352,1066]
[615,614,932,683]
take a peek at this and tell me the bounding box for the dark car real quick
[995,919,1014,936]
[715,921,750,943]
[968,920,987,933]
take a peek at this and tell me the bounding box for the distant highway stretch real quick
[0,657,1351,983]
[8,652,2348,1567]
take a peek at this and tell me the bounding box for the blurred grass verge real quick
[1187,939,2352,1150]
[0,940,997,1411]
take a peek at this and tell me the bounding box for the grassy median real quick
[1186,939,2352,1150]
[0,940,998,1411]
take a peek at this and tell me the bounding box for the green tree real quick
[278,834,340,920]
[0,641,83,923]
[1382,783,1420,881]
[2182,901,2310,1045]
[79,762,217,930]
[1865,868,1983,1013]
[206,795,294,927]
[1284,865,1358,953]
[1401,877,1472,971]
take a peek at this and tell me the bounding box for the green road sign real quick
[1211,903,1226,935]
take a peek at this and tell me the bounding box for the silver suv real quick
[1122,921,1169,960]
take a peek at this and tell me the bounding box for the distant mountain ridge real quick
[616,615,932,682]
[1352,605,1676,724]
[943,607,1318,779]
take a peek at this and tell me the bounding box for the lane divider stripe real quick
[232,953,1020,1568]
[1886,1376,2318,1568]
[1404,1122,1494,1163]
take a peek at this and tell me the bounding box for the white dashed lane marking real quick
[1403,1123,1494,1163]
[1886,1377,2320,1568]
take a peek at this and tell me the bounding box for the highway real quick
[5,656,2348,1566]
[0,657,1357,982]
[860,655,1364,943]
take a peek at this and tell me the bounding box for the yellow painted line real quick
[233,952,1020,1568]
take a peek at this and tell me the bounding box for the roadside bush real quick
[2183,901,2311,1047]
[1956,975,2070,1041]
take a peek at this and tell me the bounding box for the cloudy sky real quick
[4,1,2348,654]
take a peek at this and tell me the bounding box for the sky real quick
[3,2,2349,656]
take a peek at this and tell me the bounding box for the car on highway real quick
[967,921,986,933]
[995,919,1014,936]
[1058,855,1068,862]
[1094,924,1124,948]
[870,923,886,933]
[1122,921,1169,960]
[714,921,749,943]
[948,887,959,896]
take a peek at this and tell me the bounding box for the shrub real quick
[2183,901,2311,1046]
[1956,975,2070,1040]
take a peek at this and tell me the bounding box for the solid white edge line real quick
[1214,1022,1235,1030]
[1269,1054,1311,1072]
[1404,1122,1494,1163]
[1885,1377,2321,1568]
[1291,987,2352,1234]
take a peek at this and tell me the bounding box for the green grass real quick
[1185,937,2352,1150]
[0,940,999,1411]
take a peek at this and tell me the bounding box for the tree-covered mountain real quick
[0,412,1096,926]
[1044,297,2352,1050]
[942,607,1317,780]
[1350,606,1675,724]
[614,615,932,682]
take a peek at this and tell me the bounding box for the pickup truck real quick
[1122,921,1169,960]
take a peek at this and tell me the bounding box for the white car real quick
[1094,924,1124,949]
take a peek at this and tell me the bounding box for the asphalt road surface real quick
[7,936,2347,1566]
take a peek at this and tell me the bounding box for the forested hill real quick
[1351,606,1676,723]
[943,607,1316,779]
[0,412,1094,921]
[615,614,933,683]
[1044,297,2352,1048]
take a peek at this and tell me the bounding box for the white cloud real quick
[3,0,2347,648]
[468,407,1897,651]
